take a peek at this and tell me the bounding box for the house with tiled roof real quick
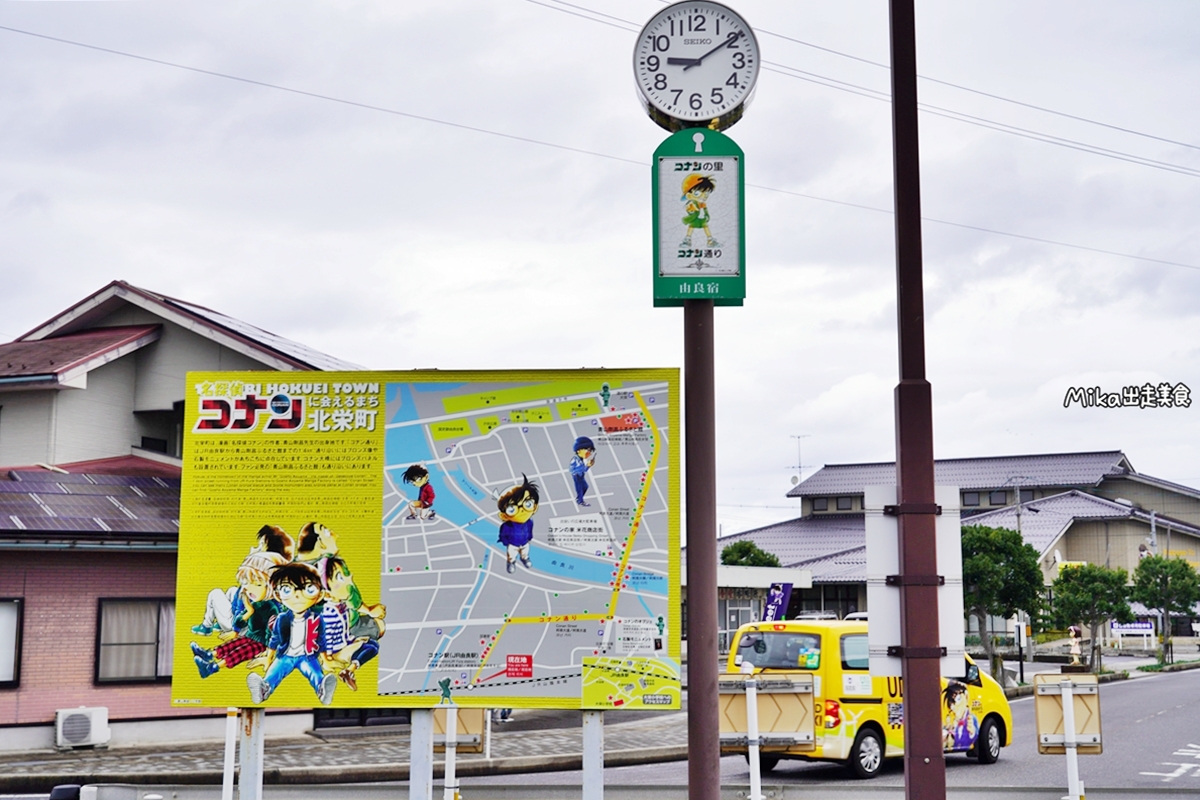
[0,281,360,751]
[716,450,1200,637]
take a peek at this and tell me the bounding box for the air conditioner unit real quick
[55,707,110,749]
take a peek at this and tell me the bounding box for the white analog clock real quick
[633,1,760,131]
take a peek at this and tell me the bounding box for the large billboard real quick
[171,370,680,711]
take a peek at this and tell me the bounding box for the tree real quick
[1132,555,1200,664]
[720,540,781,567]
[1050,563,1133,673]
[961,524,1043,682]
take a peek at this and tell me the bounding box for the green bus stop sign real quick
[652,128,745,307]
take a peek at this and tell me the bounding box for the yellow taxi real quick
[722,619,1013,778]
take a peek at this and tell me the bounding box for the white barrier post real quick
[1061,680,1082,800]
[484,708,493,761]
[410,708,434,800]
[443,706,459,800]
[221,708,237,800]
[582,709,605,800]
[237,707,264,800]
[741,662,763,800]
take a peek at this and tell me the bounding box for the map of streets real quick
[377,373,680,708]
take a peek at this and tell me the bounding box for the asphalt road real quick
[457,666,1200,792]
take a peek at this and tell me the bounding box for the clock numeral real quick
[710,88,724,105]
[716,19,721,35]
[651,34,670,52]
[689,92,703,110]
[690,14,706,32]
[654,73,668,90]
[646,55,660,71]
[670,89,683,106]
[726,73,740,89]
[732,51,746,69]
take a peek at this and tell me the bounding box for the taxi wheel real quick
[976,717,1002,764]
[849,728,884,779]
[743,752,780,772]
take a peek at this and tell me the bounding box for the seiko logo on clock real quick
[684,38,712,45]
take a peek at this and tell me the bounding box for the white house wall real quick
[52,355,140,464]
[95,306,276,411]
[0,390,54,466]
[1094,477,1200,528]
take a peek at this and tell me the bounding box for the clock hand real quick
[683,30,744,71]
[667,56,702,67]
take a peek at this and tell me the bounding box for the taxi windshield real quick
[736,631,821,670]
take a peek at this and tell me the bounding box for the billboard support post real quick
[238,707,264,800]
[582,710,604,800]
[221,708,237,800]
[684,298,720,800]
[443,706,459,800]
[411,708,434,800]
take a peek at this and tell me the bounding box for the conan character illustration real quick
[942,680,978,750]
[320,556,385,691]
[192,551,286,678]
[247,562,336,705]
[568,436,596,506]
[253,523,295,561]
[497,474,540,574]
[680,173,719,248]
[295,520,339,580]
[402,464,436,520]
[194,534,289,636]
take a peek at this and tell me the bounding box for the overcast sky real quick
[2,1,1198,536]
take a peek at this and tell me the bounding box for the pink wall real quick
[0,550,221,725]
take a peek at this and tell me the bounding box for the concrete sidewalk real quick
[0,709,688,793]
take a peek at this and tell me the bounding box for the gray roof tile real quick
[789,450,1130,497]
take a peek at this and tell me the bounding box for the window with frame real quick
[1020,489,1034,503]
[840,633,869,670]
[96,599,175,683]
[836,496,854,511]
[989,490,1007,505]
[962,491,980,506]
[811,497,828,512]
[0,599,21,688]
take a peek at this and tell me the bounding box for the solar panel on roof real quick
[0,499,52,517]
[103,517,178,534]
[85,475,165,487]
[41,496,131,519]
[18,515,104,532]
[8,470,95,484]
[56,483,141,497]
[0,482,66,494]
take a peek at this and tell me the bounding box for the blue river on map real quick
[383,383,665,596]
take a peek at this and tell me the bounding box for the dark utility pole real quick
[684,299,719,800]
[888,2,947,799]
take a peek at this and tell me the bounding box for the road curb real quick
[1003,669,1130,699]
[0,745,690,793]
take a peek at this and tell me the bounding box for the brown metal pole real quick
[684,298,719,800]
[888,2,946,799]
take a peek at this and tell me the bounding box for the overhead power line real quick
[642,0,1200,154]
[1,22,1197,273]
[554,0,1200,178]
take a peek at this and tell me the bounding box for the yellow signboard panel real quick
[581,656,682,709]
[172,370,680,711]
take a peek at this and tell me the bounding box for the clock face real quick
[633,1,760,129]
